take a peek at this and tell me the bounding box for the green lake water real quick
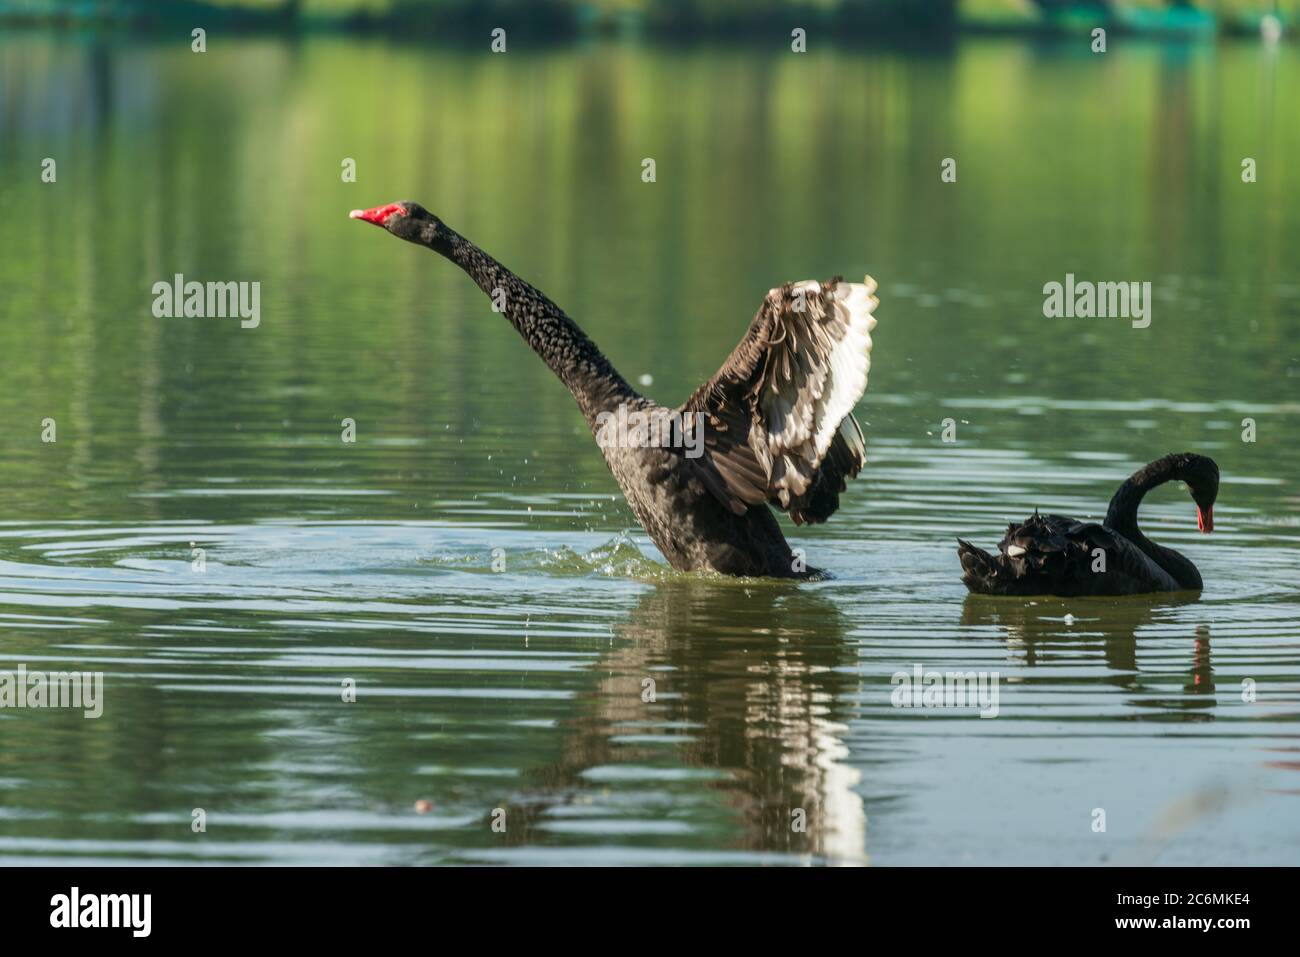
[0,32,1297,864]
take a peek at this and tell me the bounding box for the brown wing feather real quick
[787,415,864,526]
[680,276,877,523]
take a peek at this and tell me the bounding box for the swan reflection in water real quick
[960,593,1217,716]
[510,580,868,864]
[491,586,1222,860]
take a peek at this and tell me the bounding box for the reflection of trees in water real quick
[512,581,867,863]
[960,594,1216,718]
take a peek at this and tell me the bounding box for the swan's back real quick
[959,513,1181,596]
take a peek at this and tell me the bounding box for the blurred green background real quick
[0,0,1296,37]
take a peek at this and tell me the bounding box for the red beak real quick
[1197,505,1214,534]
[349,203,405,226]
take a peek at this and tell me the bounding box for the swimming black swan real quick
[351,201,878,578]
[957,453,1219,596]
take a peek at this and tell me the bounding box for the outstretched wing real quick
[680,276,878,525]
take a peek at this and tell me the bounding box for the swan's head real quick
[1177,453,1219,534]
[349,201,444,245]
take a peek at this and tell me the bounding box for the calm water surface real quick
[0,34,1297,864]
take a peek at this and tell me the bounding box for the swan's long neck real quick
[434,228,637,422]
[1105,456,1202,589]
